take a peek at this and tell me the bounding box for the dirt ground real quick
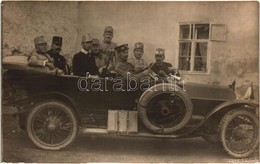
[1,109,259,163]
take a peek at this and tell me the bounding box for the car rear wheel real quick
[218,109,259,158]
[27,101,78,150]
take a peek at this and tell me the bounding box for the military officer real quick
[151,48,179,77]
[92,38,110,69]
[47,36,71,74]
[72,34,99,77]
[115,44,153,80]
[28,36,55,71]
[100,26,117,65]
[128,42,148,73]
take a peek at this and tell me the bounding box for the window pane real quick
[179,42,191,57]
[195,24,209,39]
[179,57,190,71]
[194,57,207,71]
[179,25,190,39]
[179,42,191,71]
[195,42,207,57]
[194,42,207,71]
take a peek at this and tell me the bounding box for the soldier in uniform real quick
[100,26,117,65]
[128,42,148,73]
[47,36,71,74]
[28,36,55,71]
[115,44,153,80]
[72,34,99,77]
[151,48,179,77]
[92,38,110,69]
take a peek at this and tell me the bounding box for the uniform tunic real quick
[94,53,109,69]
[72,50,99,76]
[100,41,117,65]
[151,62,174,75]
[47,49,70,74]
[28,51,55,70]
[128,57,148,73]
[115,61,149,80]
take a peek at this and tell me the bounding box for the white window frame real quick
[177,22,211,75]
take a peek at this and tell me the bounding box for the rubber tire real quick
[27,101,78,150]
[218,109,259,158]
[139,84,193,134]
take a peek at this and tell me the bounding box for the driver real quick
[151,48,180,77]
[115,44,155,80]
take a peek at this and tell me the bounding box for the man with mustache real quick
[47,36,70,74]
[151,48,180,77]
[72,34,99,77]
[115,44,154,80]
[28,36,55,71]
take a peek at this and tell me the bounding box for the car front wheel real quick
[27,101,78,150]
[218,108,259,158]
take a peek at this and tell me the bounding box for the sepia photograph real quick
[1,1,259,163]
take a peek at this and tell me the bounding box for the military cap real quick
[104,26,113,33]
[155,48,165,55]
[134,42,144,50]
[92,38,100,45]
[52,36,62,45]
[82,34,92,43]
[115,44,129,52]
[34,36,47,45]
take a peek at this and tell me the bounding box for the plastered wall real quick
[2,1,79,60]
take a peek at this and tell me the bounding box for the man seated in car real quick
[128,42,148,73]
[151,48,180,77]
[91,38,115,76]
[47,36,71,75]
[72,34,99,77]
[115,44,155,80]
[28,36,61,74]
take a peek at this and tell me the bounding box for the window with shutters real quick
[178,23,226,73]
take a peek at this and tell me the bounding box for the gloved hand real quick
[158,70,167,77]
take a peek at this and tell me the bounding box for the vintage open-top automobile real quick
[2,55,259,158]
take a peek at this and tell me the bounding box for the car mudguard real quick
[203,99,258,120]
[14,91,80,118]
[188,99,259,134]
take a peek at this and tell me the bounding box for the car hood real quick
[184,82,236,101]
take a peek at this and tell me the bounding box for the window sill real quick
[179,71,210,76]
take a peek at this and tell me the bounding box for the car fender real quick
[195,99,259,130]
[204,99,258,119]
[14,91,80,118]
[180,99,259,137]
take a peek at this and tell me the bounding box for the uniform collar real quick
[133,57,143,61]
[103,40,111,44]
[81,49,89,55]
[156,62,164,66]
